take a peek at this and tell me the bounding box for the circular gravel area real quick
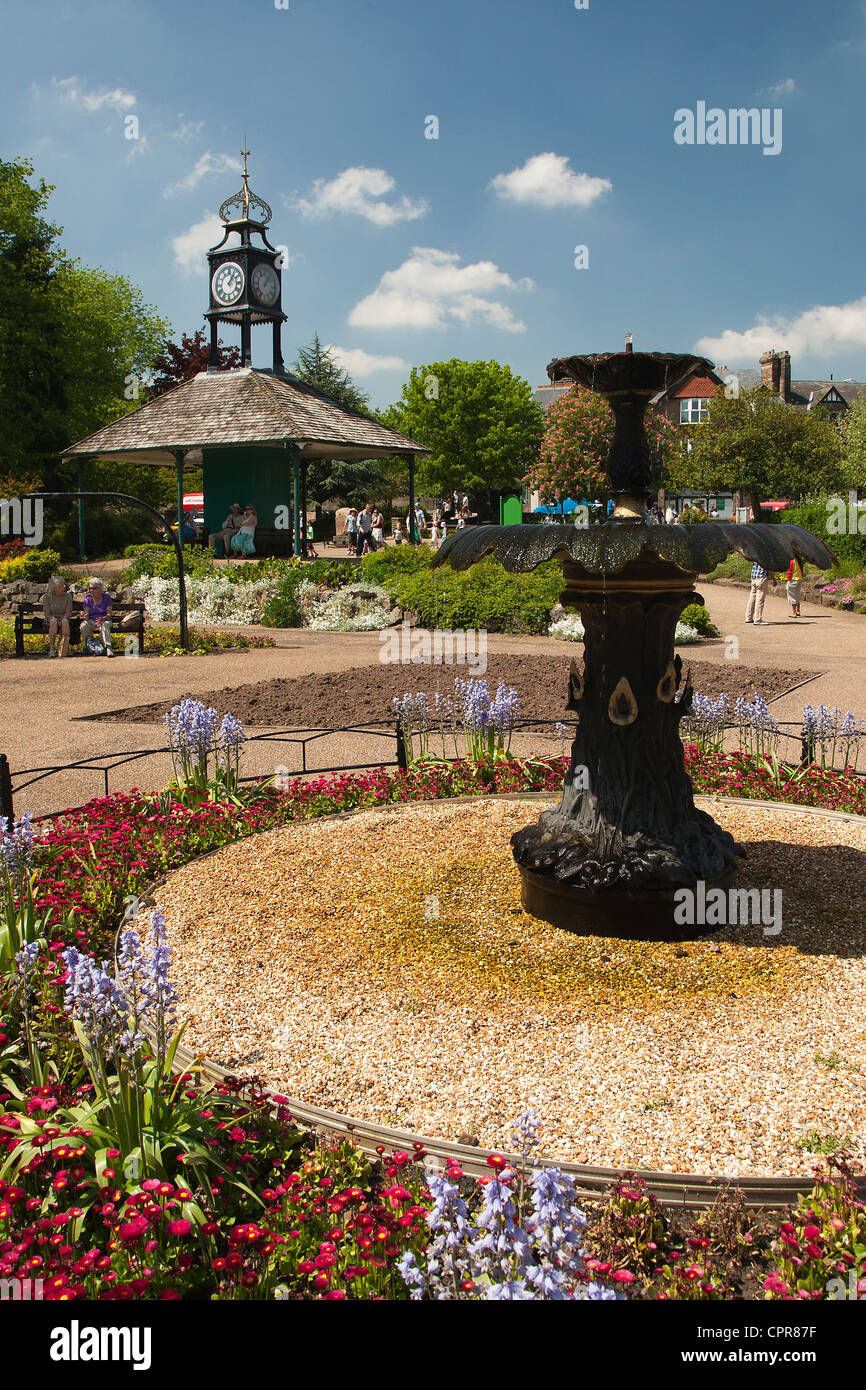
[159,797,866,1177]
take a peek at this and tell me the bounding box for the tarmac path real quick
[2,578,862,819]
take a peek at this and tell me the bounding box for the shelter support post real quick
[407,453,416,545]
[174,450,186,549]
[77,460,85,562]
[288,443,301,558]
[300,458,308,556]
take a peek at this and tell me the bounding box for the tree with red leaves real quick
[148,330,240,398]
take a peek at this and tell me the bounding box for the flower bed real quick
[1,749,865,1300]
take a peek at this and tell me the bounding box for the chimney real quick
[778,350,791,402]
[759,350,781,394]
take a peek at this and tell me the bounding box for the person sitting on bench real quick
[42,576,73,658]
[80,577,114,656]
[209,503,243,556]
[229,504,257,557]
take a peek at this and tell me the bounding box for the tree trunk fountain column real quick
[512,554,741,937]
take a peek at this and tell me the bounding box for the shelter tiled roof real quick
[61,368,429,465]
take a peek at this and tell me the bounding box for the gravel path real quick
[157,797,866,1178]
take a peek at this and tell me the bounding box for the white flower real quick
[548,615,585,642]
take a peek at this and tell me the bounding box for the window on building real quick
[680,397,710,424]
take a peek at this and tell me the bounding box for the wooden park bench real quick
[14,599,146,658]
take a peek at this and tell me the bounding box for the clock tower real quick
[205,141,287,372]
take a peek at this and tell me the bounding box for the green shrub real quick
[358,545,432,586]
[784,498,866,571]
[121,544,216,584]
[260,568,308,627]
[703,552,752,582]
[0,547,63,583]
[679,602,718,636]
[387,556,562,632]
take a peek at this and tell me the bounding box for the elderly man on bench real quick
[208,502,243,556]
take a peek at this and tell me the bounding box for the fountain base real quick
[518,863,740,941]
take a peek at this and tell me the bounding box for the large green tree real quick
[0,158,69,482]
[527,384,685,504]
[293,332,372,414]
[386,359,544,500]
[0,158,169,490]
[292,333,391,509]
[665,386,844,514]
[840,398,866,490]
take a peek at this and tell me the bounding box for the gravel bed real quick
[157,798,866,1177]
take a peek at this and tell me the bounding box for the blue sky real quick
[4,0,866,407]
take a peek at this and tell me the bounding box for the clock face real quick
[211,261,245,306]
[251,262,280,308]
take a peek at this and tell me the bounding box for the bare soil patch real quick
[95,654,818,728]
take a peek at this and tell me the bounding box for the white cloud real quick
[326,345,410,376]
[488,152,612,209]
[169,117,205,141]
[126,133,149,162]
[696,295,866,364]
[51,76,136,113]
[292,167,429,226]
[171,212,224,275]
[348,246,532,333]
[766,77,796,98]
[163,152,242,197]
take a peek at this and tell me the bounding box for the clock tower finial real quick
[240,135,251,216]
[205,149,286,373]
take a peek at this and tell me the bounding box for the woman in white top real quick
[371,510,385,544]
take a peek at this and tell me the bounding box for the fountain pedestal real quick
[512,552,743,937]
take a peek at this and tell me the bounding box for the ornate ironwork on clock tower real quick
[205,140,286,372]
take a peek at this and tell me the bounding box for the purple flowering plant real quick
[398,1109,621,1301]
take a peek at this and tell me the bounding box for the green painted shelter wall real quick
[202,446,294,532]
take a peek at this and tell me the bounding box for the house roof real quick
[61,368,429,466]
[533,383,571,411]
[789,380,866,410]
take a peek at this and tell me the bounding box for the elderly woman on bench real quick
[42,576,73,658]
[80,577,114,657]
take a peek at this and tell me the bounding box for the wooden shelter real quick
[61,145,428,555]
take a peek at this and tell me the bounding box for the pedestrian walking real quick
[356,502,375,555]
[745,562,776,625]
[786,557,804,617]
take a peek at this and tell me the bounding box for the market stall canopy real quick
[60,367,429,465]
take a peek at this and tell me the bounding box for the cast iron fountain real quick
[432,343,836,939]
